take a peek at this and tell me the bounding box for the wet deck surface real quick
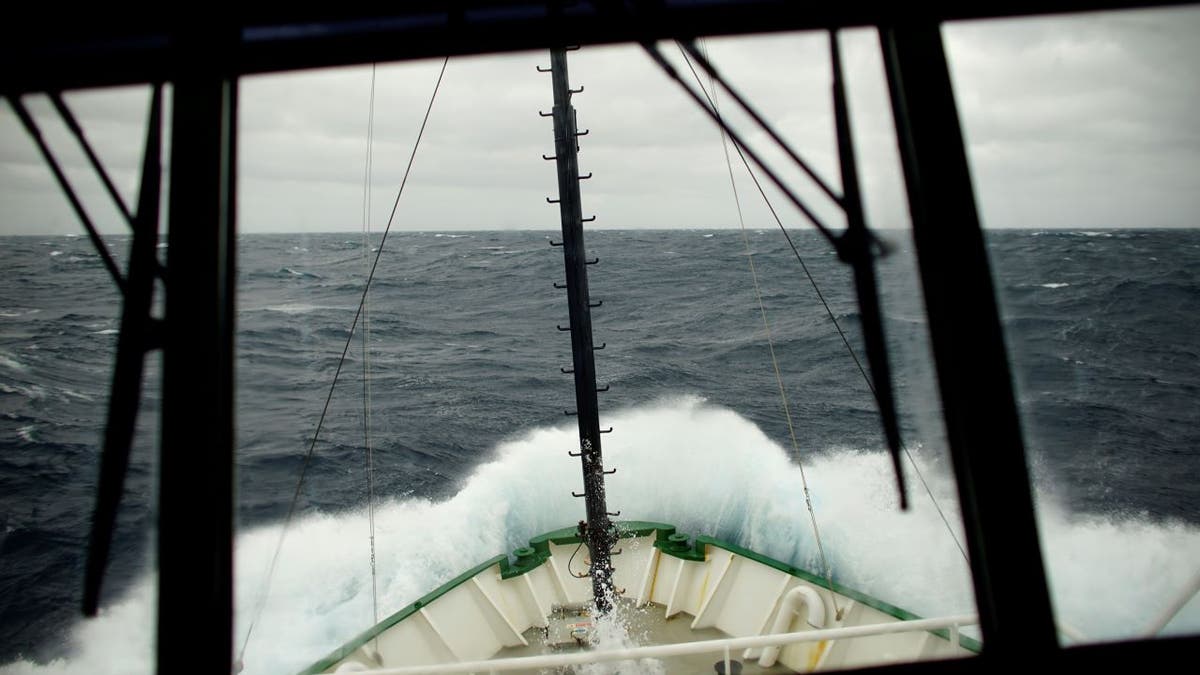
[495,599,793,674]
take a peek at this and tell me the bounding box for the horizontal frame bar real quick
[3,1,1193,94]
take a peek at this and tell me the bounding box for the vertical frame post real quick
[879,22,1057,655]
[158,27,238,674]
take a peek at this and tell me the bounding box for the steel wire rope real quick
[678,41,968,564]
[683,40,842,619]
[237,56,450,665]
[361,61,381,641]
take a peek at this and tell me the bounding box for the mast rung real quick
[561,367,574,374]
[595,384,609,392]
[539,110,553,117]
[603,468,616,475]
[585,257,599,265]
[582,215,596,223]
[543,154,557,160]
[569,86,584,94]
[537,65,552,72]
[546,197,561,204]
[600,427,613,433]
[557,324,570,331]
[564,410,577,416]
[553,281,567,288]
[572,491,585,498]
[579,172,593,180]
[550,240,563,247]
[593,343,606,351]
[588,300,602,308]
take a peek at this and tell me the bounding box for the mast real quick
[543,46,616,613]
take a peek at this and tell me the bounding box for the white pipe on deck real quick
[757,585,827,667]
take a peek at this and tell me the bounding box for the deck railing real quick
[345,614,979,674]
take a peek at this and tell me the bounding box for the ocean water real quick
[1,228,1198,674]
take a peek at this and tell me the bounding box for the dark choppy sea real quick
[1,228,1198,673]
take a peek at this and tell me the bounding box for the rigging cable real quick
[677,43,968,563]
[237,56,451,665]
[688,40,841,619]
[361,62,381,635]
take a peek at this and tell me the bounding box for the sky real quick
[0,5,1197,235]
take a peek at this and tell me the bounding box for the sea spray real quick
[3,397,1198,674]
[577,607,668,675]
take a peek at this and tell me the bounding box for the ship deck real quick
[495,599,793,674]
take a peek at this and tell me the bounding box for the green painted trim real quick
[299,522,979,673]
[692,536,982,653]
[654,529,706,561]
[504,520,679,579]
[297,554,508,675]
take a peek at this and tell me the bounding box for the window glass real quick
[945,5,1200,643]
[232,36,976,674]
[0,87,160,674]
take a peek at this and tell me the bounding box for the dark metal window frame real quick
[3,2,1195,672]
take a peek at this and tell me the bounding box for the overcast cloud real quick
[0,5,1197,235]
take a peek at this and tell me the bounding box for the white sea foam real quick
[0,351,28,372]
[3,397,1197,674]
[262,303,323,315]
[1041,283,1070,289]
